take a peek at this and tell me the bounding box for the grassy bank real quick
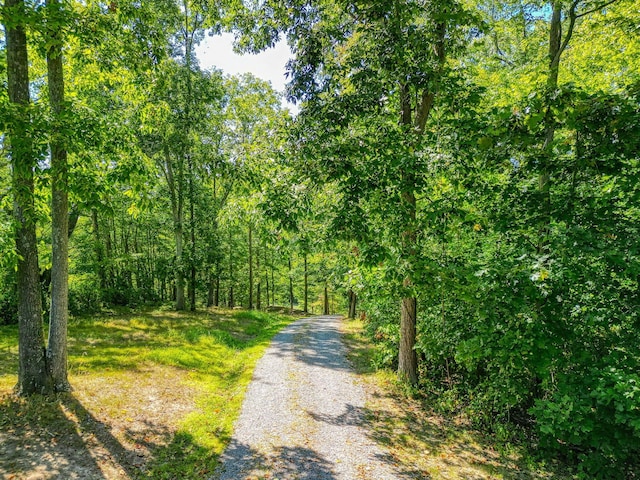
[341,316,573,480]
[0,307,297,479]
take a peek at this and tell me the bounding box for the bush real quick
[68,274,102,316]
[0,289,17,325]
[532,360,640,479]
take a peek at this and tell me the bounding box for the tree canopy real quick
[1,0,639,475]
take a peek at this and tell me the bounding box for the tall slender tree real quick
[45,0,71,392]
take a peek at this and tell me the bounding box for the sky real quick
[195,32,297,112]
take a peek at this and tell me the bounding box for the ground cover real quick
[341,317,574,480]
[0,307,297,479]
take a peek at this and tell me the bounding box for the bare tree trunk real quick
[399,296,418,385]
[265,249,270,308]
[256,242,261,310]
[188,158,196,311]
[288,257,294,313]
[248,225,253,310]
[175,223,186,310]
[323,284,329,315]
[5,0,52,395]
[228,230,234,308]
[303,253,308,314]
[214,263,220,307]
[348,289,357,319]
[271,259,275,306]
[207,274,214,307]
[46,0,70,392]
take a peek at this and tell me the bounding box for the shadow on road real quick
[269,315,352,372]
[216,440,337,480]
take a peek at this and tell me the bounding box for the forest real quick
[1,0,639,478]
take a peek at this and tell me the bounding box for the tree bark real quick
[256,242,261,310]
[323,284,329,315]
[348,289,357,319]
[264,249,270,308]
[5,0,52,395]
[288,257,294,313]
[303,252,308,314]
[207,274,214,307]
[228,230,234,308]
[46,0,70,392]
[248,225,253,309]
[399,296,418,385]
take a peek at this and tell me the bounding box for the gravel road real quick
[214,315,406,480]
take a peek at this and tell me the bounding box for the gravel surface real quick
[214,315,406,480]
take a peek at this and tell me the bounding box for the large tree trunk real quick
[46,0,70,392]
[398,83,419,385]
[5,0,52,395]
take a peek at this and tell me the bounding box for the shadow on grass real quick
[0,392,222,480]
[215,440,337,480]
[0,393,132,479]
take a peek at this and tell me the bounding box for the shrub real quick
[68,274,102,316]
[532,360,640,479]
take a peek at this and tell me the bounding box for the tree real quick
[238,0,472,384]
[45,0,71,392]
[3,0,51,394]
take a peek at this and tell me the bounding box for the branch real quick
[557,0,620,63]
[555,0,579,63]
[576,0,619,18]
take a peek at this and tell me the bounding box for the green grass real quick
[0,307,297,479]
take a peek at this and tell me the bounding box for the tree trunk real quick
[248,225,253,310]
[175,224,186,310]
[323,284,329,315]
[207,274,214,307]
[228,229,234,307]
[5,0,52,395]
[288,257,294,313]
[46,0,70,392]
[256,242,261,310]
[188,161,196,311]
[214,270,220,307]
[399,296,418,385]
[303,252,308,314]
[265,250,270,308]
[348,289,357,319]
[271,261,275,306]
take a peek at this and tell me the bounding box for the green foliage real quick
[68,274,102,316]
